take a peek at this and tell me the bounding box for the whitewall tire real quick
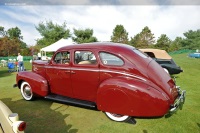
[105,112,131,122]
[20,81,34,101]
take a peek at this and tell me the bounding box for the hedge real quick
[0,56,32,61]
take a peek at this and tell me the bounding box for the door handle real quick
[71,71,76,74]
[65,70,76,74]
[65,70,71,73]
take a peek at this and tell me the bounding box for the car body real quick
[14,42,185,122]
[0,100,26,133]
[189,53,200,58]
[140,49,183,75]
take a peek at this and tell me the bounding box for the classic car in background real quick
[0,100,26,133]
[140,49,183,75]
[189,53,200,58]
[14,42,185,122]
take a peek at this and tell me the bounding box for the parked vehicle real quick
[14,42,185,122]
[189,53,200,58]
[140,49,183,75]
[0,100,26,133]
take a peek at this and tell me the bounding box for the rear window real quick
[134,49,148,58]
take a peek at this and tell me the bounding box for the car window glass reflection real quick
[74,51,97,65]
[53,51,70,64]
[99,52,124,66]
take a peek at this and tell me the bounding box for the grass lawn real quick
[0,54,200,133]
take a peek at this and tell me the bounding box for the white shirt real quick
[38,53,41,57]
[17,55,23,62]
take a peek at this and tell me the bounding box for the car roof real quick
[58,42,134,52]
[139,48,172,59]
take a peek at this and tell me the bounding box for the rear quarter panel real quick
[97,76,170,117]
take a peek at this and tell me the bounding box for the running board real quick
[45,94,96,109]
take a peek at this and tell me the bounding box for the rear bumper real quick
[169,86,186,113]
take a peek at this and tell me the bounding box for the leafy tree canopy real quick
[130,26,155,48]
[72,28,97,43]
[181,29,200,49]
[0,26,6,37]
[169,37,183,52]
[7,27,23,40]
[0,26,27,56]
[111,24,129,44]
[35,20,70,47]
[155,34,171,52]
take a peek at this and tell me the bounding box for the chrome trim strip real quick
[99,69,147,81]
[34,65,147,81]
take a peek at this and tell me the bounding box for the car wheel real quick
[105,112,131,122]
[20,81,34,101]
[163,68,169,74]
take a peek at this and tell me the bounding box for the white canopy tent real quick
[40,38,76,60]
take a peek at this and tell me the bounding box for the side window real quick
[99,52,124,66]
[62,51,70,64]
[53,51,70,64]
[54,52,62,64]
[74,51,97,65]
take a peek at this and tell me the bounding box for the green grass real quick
[0,57,200,133]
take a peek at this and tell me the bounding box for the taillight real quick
[18,121,26,131]
[12,121,26,132]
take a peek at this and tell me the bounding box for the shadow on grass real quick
[143,130,148,133]
[0,69,16,78]
[197,123,200,128]
[1,98,78,133]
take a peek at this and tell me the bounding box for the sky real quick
[0,0,200,46]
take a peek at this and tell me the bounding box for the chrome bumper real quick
[169,86,186,113]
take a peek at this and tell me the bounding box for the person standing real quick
[17,53,24,71]
[37,52,41,60]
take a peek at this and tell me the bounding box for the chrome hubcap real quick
[24,86,31,98]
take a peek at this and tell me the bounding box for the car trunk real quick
[147,60,178,102]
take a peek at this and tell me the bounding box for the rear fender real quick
[16,71,49,97]
[97,76,170,117]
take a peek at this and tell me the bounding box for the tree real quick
[155,34,171,52]
[129,34,140,47]
[111,24,129,44]
[35,20,71,47]
[7,27,23,40]
[0,26,27,56]
[169,37,183,52]
[72,28,98,43]
[181,29,200,49]
[0,36,20,56]
[130,26,155,48]
[0,26,6,37]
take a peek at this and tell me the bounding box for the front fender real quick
[97,76,170,117]
[16,71,49,97]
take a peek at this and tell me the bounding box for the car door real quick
[71,50,99,102]
[46,51,73,97]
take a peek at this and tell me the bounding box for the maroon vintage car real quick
[14,42,185,122]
